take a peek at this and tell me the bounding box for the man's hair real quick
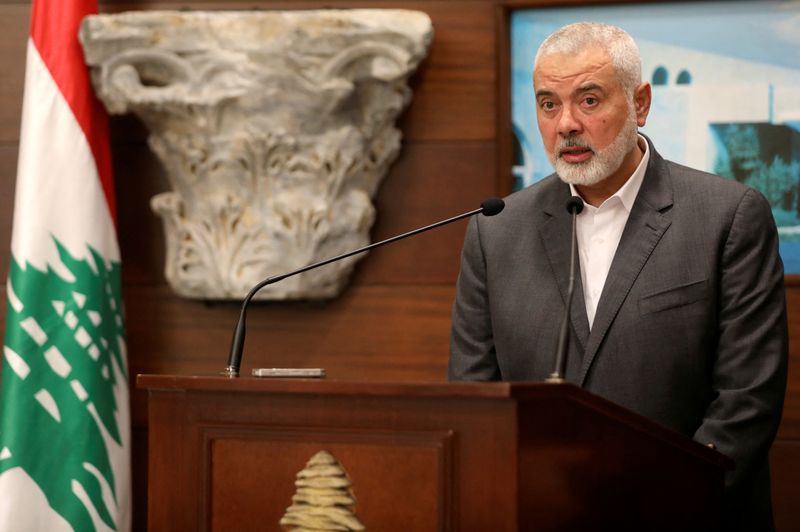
[534,22,642,96]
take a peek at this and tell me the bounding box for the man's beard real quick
[548,108,639,187]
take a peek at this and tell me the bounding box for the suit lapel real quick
[540,187,590,354]
[578,143,674,386]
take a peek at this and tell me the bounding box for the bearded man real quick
[448,22,787,530]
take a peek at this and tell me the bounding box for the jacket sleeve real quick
[693,187,788,522]
[448,215,501,381]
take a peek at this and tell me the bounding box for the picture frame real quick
[497,0,800,275]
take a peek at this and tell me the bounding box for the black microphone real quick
[223,198,506,377]
[547,195,584,383]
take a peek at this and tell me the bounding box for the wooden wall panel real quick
[124,284,456,427]
[0,0,797,530]
[770,440,800,530]
[780,290,800,440]
[0,5,27,144]
[0,147,18,280]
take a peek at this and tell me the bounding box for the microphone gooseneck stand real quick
[546,196,585,383]
[224,198,506,377]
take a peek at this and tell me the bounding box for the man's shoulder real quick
[645,136,760,205]
[663,159,749,195]
[469,176,565,239]
[503,174,565,211]
[658,157,774,224]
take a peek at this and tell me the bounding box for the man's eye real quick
[583,97,598,106]
[540,101,555,110]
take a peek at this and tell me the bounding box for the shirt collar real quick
[569,134,650,212]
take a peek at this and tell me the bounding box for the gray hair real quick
[534,22,642,96]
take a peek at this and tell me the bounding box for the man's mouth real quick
[559,146,593,164]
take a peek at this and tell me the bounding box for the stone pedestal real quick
[79,10,432,299]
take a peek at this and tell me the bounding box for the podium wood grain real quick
[139,376,729,531]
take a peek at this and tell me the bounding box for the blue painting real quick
[511,1,800,272]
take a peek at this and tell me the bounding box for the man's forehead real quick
[533,49,619,93]
[534,48,613,81]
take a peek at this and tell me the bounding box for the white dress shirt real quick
[569,136,650,329]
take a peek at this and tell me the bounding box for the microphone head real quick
[566,196,585,215]
[481,197,505,216]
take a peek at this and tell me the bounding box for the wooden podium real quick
[137,375,731,531]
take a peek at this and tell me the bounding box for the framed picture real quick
[504,0,800,273]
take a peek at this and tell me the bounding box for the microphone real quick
[546,195,584,383]
[223,197,506,377]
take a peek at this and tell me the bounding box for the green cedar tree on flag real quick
[0,0,131,530]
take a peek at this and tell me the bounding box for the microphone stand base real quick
[221,366,240,378]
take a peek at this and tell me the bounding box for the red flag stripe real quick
[30,0,117,225]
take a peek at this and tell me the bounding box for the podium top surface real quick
[137,374,623,407]
[137,373,573,398]
[137,374,731,469]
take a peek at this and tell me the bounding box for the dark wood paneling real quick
[130,426,149,532]
[770,439,800,532]
[112,141,168,285]
[361,141,497,285]
[0,147,18,280]
[0,1,798,531]
[141,378,730,531]
[125,284,456,426]
[0,5,27,145]
[124,284,455,375]
[778,289,800,440]
[209,431,450,530]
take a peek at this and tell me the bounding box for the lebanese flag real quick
[0,0,131,530]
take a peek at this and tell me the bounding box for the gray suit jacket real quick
[449,139,788,530]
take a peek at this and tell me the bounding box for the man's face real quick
[533,47,648,187]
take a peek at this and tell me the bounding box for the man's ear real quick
[634,82,652,127]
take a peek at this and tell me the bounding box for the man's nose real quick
[557,106,581,137]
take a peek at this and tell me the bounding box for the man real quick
[449,22,787,530]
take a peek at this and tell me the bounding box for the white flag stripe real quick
[5,280,22,313]
[34,390,60,423]
[3,347,30,380]
[20,317,47,346]
[0,449,10,461]
[11,40,119,273]
[0,469,72,531]
[70,379,88,402]
[43,346,71,378]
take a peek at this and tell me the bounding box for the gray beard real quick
[549,112,639,187]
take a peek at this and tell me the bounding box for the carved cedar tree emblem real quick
[280,450,365,531]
